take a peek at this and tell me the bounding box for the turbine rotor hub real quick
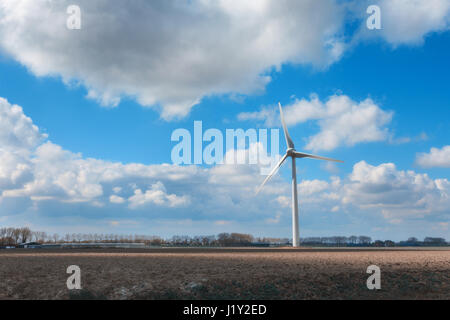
[286,148,296,156]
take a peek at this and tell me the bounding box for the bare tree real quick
[11,228,21,244]
[20,227,32,243]
[0,228,8,245]
[33,231,47,243]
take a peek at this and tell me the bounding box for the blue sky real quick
[0,0,449,241]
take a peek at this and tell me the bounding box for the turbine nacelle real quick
[286,148,296,157]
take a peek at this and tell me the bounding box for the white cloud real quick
[275,196,290,208]
[416,145,450,168]
[352,0,450,46]
[377,0,450,46]
[0,0,345,120]
[112,187,122,194]
[237,108,278,126]
[109,195,125,204]
[269,161,450,223]
[299,179,329,196]
[0,150,33,190]
[128,182,190,209]
[293,95,393,152]
[342,161,449,221]
[0,98,40,191]
[239,94,393,152]
[265,212,282,224]
[0,97,46,151]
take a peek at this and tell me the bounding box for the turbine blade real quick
[256,153,288,194]
[293,151,343,163]
[279,102,295,149]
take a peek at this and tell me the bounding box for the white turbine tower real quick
[257,103,343,247]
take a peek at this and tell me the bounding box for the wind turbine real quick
[257,103,343,247]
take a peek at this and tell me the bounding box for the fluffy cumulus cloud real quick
[1,1,449,120]
[262,161,450,224]
[342,161,449,222]
[0,97,46,151]
[0,0,345,119]
[128,182,190,209]
[239,94,393,152]
[416,146,450,168]
[299,179,330,197]
[350,0,450,46]
[375,0,450,46]
[0,98,45,191]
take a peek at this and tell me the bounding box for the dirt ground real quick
[0,247,448,300]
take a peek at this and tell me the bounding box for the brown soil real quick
[0,247,448,300]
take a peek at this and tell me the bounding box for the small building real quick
[17,242,42,249]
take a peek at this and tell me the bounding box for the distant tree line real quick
[0,227,165,247]
[0,227,448,247]
[0,227,34,246]
[301,236,372,246]
[300,236,447,247]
